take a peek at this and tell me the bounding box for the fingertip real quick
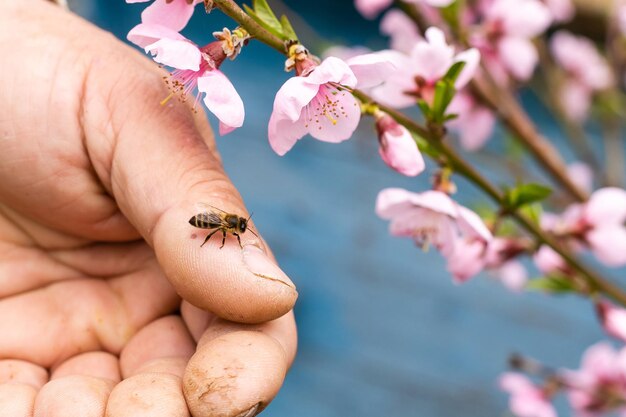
[183,331,287,417]
[154,206,297,324]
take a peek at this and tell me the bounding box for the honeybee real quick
[189,204,258,249]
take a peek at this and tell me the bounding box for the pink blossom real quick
[499,373,557,417]
[375,114,425,176]
[127,24,244,135]
[533,245,566,274]
[543,0,575,22]
[596,300,626,343]
[565,342,626,416]
[376,188,492,282]
[538,188,626,267]
[581,188,626,266]
[567,162,593,194]
[372,27,480,108]
[495,260,528,292]
[354,0,392,19]
[550,31,613,120]
[447,92,496,151]
[127,0,200,32]
[474,0,552,82]
[268,53,396,155]
[380,10,422,54]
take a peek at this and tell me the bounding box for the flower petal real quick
[144,37,201,71]
[346,50,401,89]
[141,0,197,32]
[380,9,422,54]
[587,226,626,267]
[127,22,185,48]
[498,36,538,81]
[272,76,321,122]
[306,57,358,88]
[354,0,393,19]
[268,112,309,155]
[457,205,492,241]
[497,261,528,292]
[378,119,425,176]
[308,86,361,143]
[376,188,420,219]
[492,0,552,38]
[585,187,626,226]
[453,48,480,88]
[197,70,245,135]
[411,27,455,82]
[446,238,487,283]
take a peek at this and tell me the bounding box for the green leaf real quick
[504,183,552,209]
[253,0,282,31]
[279,15,298,41]
[526,275,576,294]
[244,1,284,39]
[417,100,432,119]
[442,61,466,85]
[430,80,456,123]
[518,202,543,226]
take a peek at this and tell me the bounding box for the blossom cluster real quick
[124,1,626,416]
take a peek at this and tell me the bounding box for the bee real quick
[189,204,258,249]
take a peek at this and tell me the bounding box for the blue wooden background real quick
[75,2,617,415]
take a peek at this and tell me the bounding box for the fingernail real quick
[234,403,261,417]
[242,244,295,289]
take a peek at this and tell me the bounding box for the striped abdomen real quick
[188,212,221,229]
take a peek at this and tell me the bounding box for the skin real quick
[0,1,298,416]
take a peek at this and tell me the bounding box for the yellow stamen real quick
[160,92,175,106]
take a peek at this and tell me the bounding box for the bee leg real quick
[234,233,242,248]
[201,229,219,247]
[219,230,227,249]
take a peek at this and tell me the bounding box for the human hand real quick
[0,1,297,416]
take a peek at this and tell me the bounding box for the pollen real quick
[304,85,348,130]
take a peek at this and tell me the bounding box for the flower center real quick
[304,84,350,130]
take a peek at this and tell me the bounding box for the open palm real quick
[0,1,297,416]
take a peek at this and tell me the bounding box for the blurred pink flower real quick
[543,0,575,22]
[268,54,396,155]
[127,0,200,32]
[567,162,593,194]
[596,300,626,342]
[495,260,528,292]
[565,342,626,416]
[533,245,566,274]
[375,114,425,176]
[380,10,422,54]
[500,373,557,417]
[127,24,244,135]
[447,92,496,151]
[372,27,480,108]
[474,0,552,81]
[354,0,393,19]
[551,31,613,120]
[581,188,626,266]
[376,188,492,282]
[620,2,626,36]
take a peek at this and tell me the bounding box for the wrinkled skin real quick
[0,1,297,416]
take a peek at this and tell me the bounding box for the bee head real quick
[239,218,248,233]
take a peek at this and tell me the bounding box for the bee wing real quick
[195,202,229,214]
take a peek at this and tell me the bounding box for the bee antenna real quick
[245,212,259,238]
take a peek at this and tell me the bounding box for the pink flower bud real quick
[376,114,425,176]
[596,300,626,342]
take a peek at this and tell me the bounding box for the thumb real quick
[80,14,297,323]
